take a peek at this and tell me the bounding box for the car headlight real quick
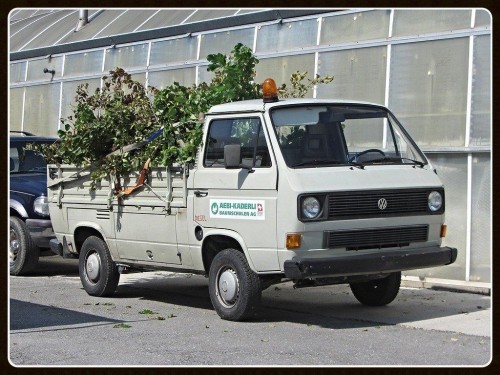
[428,191,443,212]
[34,196,50,217]
[302,196,321,219]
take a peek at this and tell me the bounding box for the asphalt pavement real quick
[8,255,492,367]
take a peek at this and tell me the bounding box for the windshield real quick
[270,104,427,168]
[10,142,48,174]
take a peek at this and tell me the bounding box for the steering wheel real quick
[350,148,386,162]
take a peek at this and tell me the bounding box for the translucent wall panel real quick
[389,38,469,147]
[393,9,472,37]
[316,46,387,104]
[10,62,26,83]
[27,56,63,81]
[404,154,467,281]
[198,65,214,84]
[104,44,148,72]
[470,35,491,147]
[199,28,254,58]
[256,19,317,53]
[320,10,390,45]
[150,37,198,66]
[60,79,101,121]
[64,50,104,77]
[255,54,315,97]
[148,68,196,89]
[474,9,492,27]
[469,154,491,282]
[10,88,24,131]
[23,83,61,136]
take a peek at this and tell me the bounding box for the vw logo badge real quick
[378,198,388,210]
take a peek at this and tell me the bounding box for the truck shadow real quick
[18,254,79,277]
[112,274,490,330]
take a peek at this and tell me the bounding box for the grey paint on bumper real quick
[284,246,458,279]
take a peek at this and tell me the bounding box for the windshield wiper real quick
[347,160,365,170]
[292,159,343,168]
[364,157,425,168]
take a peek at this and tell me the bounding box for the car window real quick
[10,142,47,173]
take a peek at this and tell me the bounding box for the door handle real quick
[194,190,208,197]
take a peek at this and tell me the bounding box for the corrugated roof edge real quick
[10,9,333,61]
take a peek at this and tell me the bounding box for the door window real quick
[204,118,271,168]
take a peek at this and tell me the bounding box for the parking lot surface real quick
[9,256,491,367]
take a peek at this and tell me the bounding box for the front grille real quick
[327,188,443,220]
[325,225,429,250]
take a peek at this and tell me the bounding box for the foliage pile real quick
[42,43,333,188]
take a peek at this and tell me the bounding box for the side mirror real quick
[224,144,242,169]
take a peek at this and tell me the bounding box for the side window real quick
[204,118,271,168]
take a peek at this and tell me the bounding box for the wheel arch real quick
[10,199,28,219]
[201,229,257,274]
[73,223,108,254]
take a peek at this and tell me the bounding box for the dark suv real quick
[10,132,58,275]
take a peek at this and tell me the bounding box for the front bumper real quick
[284,246,457,279]
[26,219,55,248]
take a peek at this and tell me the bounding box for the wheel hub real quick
[86,252,101,282]
[218,268,239,305]
[10,229,19,263]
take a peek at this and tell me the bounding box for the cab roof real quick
[207,98,386,115]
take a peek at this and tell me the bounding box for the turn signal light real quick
[263,78,279,103]
[440,224,447,238]
[286,233,302,249]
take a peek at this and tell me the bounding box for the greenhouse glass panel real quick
[254,54,315,97]
[389,38,469,147]
[136,9,194,31]
[10,62,26,83]
[62,10,125,44]
[404,154,467,281]
[187,9,238,23]
[27,56,63,81]
[320,10,390,45]
[97,10,158,36]
[470,35,491,147]
[470,153,491,283]
[256,19,317,53]
[104,43,148,71]
[148,68,196,89]
[198,65,215,84]
[200,28,255,58]
[10,88,24,131]
[316,46,387,104]
[474,9,492,27]
[60,79,101,121]
[393,9,471,37]
[150,37,198,66]
[23,83,61,136]
[64,50,104,77]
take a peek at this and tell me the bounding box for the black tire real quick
[10,217,39,275]
[79,236,120,297]
[349,272,401,306]
[208,248,261,321]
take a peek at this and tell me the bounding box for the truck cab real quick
[48,84,456,321]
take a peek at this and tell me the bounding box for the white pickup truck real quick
[48,81,457,321]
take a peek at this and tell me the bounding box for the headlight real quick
[34,196,50,217]
[428,191,443,212]
[302,196,321,219]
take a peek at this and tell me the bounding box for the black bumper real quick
[26,219,55,248]
[284,246,458,279]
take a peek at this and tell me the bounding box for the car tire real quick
[349,272,401,306]
[79,236,120,297]
[10,216,39,275]
[208,248,261,321]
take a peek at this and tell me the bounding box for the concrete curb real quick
[401,276,491,295]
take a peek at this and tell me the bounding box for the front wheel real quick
[208,249,261,321]
[10,217,39,275]
[79,236,120,297]
[349,272,401,306]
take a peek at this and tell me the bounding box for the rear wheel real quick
[10,217,39,275]
[208,248,261,321]
[349,272,401,306]
[79,236,120,297]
